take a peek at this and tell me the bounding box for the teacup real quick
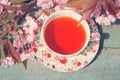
[41,10,90,56]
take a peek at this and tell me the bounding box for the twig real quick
[77,1,97,27]
[6,37,26,69]
[0,17,19,38]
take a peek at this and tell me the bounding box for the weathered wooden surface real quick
[0,20,120,80]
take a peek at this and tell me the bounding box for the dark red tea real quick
[44,16,86,55]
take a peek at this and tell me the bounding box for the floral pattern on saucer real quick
[36,14,101,72]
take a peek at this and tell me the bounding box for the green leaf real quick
[9,0,23,4]
[0,40,5,64]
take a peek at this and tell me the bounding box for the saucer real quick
[36,14,101,72]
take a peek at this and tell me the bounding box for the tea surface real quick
[44,16,86,55]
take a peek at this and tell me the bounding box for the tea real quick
[44,16,86,55]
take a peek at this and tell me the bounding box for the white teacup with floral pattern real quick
[41,10,90,57]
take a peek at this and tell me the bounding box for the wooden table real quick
[0,20,120,80]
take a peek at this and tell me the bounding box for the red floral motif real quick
[73,61,81,66]
[33,47,38,53]
[60,58,67,64]
[91,48,97,53]
[46,53,51,58]
[52,64,56,69]
[84,53,88,57]
[38,22,42,28]
[47,63,50,66]
[86,19,91,24]
[42,53,46,56]
[42,53,51,58]
[33,29,39,35]
[96,40,100,45]
[40,44,44,47]
[68,68,73,72]
[72,62,76,65]
[54,56,60,61]
[31,41,37,47]
[91,33,100,38]
[77,62,81,66]
[83,61,88,66]
[39,58,44,62]
[93,23,96,27]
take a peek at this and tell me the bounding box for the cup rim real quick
[41,10,90,57]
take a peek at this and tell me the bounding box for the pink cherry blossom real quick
[0,0,11,5]
[1,57,14,67]
[37,0,54,9]
[28,53,35,60]
[24,16,38,29]
[20,52,36,61]
[22,16,38,42]
[0,0,13,13]
[54,5,64,10]
[116,12,120,19]
[26,34,34,43]
[36,0,68,10]
[115,0,120,7]
[54,0,68,4]
[108,14,116,23]
[95,13,116,25]
[13,35,24,49]
[54,0,68,10]
[41,3,52,9]
[20,53,28,61]
[18,29,23,34]
[0,5,4,14]
[16,10,24,16]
